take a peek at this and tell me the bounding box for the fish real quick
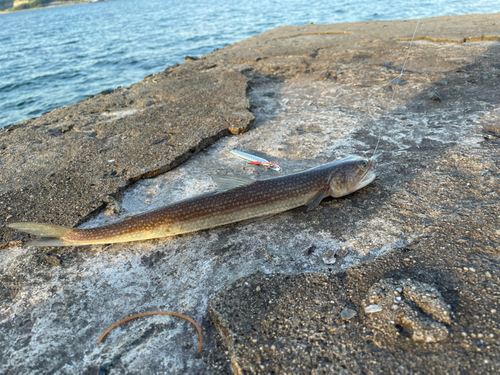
[7,154,380,246]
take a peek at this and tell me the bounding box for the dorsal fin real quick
[211,174,255,192]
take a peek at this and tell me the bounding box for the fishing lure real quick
[229,150,282,171]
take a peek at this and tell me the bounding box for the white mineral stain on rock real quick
[348,217,403,256]
[100,108,138,122]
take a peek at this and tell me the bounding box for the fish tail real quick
[7,223,77,246]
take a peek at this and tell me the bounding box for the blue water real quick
[0,0,499,128]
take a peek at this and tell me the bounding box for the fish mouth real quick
[356,170,377,190]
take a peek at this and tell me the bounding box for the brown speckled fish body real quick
[66,165,329,244]
[8,156,377,246]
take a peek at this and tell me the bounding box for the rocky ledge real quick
[1,13,499,374]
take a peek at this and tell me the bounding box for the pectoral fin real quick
[306,189,329,211]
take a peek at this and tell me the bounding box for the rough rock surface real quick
[363,278,451,343]
[1,13,500,374]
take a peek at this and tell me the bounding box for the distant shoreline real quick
[0,0,110,14]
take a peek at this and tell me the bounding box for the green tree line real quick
[1,0,90,12]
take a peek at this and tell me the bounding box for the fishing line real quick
[367,18,421,157]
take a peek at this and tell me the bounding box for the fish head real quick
[328,154,380,198]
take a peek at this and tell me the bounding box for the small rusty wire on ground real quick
[97,311,203,353]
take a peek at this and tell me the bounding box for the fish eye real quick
[360,160,367,168]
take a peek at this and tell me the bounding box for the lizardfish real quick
[8,155,380,246]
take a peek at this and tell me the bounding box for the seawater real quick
[0,0,498,128]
